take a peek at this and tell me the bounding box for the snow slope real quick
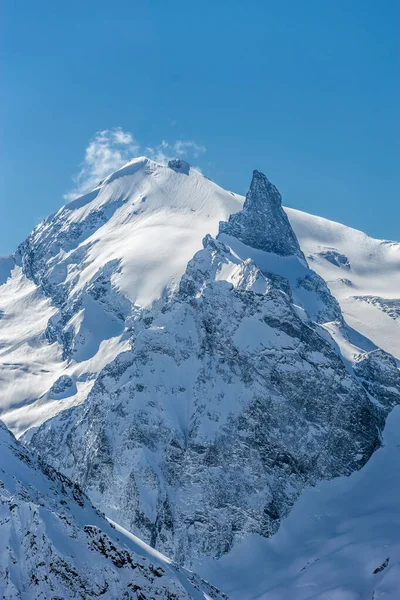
[0,157,242,436]
[195,404,400,600]
[0,419,227,599]
[20,156,242,308]
[288,208,400,359]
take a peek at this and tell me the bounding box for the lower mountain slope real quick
[0,420,227,600]
[196,404,400,600]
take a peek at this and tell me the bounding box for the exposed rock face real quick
[219,170,304,258]
[28,170,399,567]
[318,249,351,269]
[353,295,400,320]
[0,421,226,600]
[354,349,400,409]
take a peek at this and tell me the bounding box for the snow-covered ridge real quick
[23,156,242,308]
[0,418,227,599]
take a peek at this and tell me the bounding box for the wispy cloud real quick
[65,128,207,201]
[64,128,139,200]
[145,140,206,165]
[174,141,206,157]
[145,140,173,165]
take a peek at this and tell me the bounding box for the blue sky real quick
[1,0,399,255]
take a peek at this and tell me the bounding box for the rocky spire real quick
[219,170,305,258]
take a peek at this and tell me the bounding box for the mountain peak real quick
[219,170,304,258]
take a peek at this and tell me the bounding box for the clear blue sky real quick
[1,0,399,255]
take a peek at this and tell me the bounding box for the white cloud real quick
[65,128,207,200]
[145,140,206,165]
[64,128,139,200]
[173,141,206,157]
[145,140,173,165]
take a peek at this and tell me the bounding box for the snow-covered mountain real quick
[14,164,397,566]
[1,156,399,593]
[0,419,227,600]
